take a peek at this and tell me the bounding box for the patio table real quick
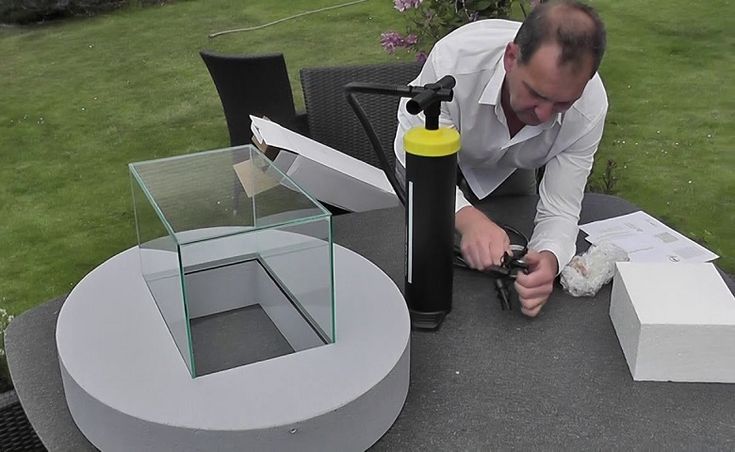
[6,193,735,450]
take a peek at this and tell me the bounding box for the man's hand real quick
[455,206,511,270]
[514,250,558,317]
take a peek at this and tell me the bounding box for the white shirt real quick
[394,19,608,270]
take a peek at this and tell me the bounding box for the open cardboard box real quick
[250,116,400,212]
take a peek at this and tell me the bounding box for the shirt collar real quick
[478,56,562,127]
[478,56,505,106]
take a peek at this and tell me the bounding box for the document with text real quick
[580,210,719,263]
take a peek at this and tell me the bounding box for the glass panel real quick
[249,147,326,229]
[129,145,333,377]
[130,174,194,376]
[256,217,335,344]
[130,148,254,243]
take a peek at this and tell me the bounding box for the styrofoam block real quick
[610,262,735,382]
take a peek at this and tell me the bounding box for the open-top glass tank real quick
[129,145,334,377]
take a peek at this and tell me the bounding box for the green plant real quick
[0,308,14,392]
[381,0,524,61]
[586,159,620,194]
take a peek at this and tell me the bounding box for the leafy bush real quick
[0,0,167,24]
[0,308,13,392]
[381,0,529,61]
[586,159,620,194]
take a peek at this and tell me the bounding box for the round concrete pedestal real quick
[56,244,410,452]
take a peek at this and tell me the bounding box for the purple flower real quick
[380,31,406,54]
[416,51,428,64]
[393,0,423,12]
[380,32,419,54]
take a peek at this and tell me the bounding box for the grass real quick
[593,0,734,272]
[0,0,732,317]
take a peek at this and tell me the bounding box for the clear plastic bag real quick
[560,242,629,297]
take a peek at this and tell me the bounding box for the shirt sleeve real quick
[528,114,606,274]
[394,51,470,213]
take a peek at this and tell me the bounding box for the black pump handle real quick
[406,76,455,114]
[344,75,457,203]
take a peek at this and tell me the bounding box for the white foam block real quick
[610,262,735,382]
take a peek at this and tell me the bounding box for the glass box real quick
[129,145,334,378]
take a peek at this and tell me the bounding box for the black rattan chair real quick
[300,61,540,201]
[0,389,44,450]
[299,61,423,172]
[200,50,306,146]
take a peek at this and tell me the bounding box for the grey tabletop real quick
[333,193,735,451]
[6,193,735,451]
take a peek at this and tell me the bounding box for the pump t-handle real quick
[426,75,456,91]
[405,75,456,117]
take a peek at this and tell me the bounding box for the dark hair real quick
[514,0,607,77]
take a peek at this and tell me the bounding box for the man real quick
[394,0,607,317]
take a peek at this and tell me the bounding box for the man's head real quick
[502,0,606,125]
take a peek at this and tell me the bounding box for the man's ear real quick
[503,42,519,73]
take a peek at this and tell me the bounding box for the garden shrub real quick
[0,0,167,24]
[381,0,523,61]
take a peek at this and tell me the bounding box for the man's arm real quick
[530,116,605,270]
[514,114,606,316]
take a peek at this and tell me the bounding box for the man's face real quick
[503,42,592,125]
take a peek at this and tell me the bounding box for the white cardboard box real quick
[610,262,735,382]
[250,116,400,212]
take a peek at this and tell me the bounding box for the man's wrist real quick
[456,205,491,234]
[538,250,560,275]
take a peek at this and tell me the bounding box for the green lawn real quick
[0,0,732,316]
